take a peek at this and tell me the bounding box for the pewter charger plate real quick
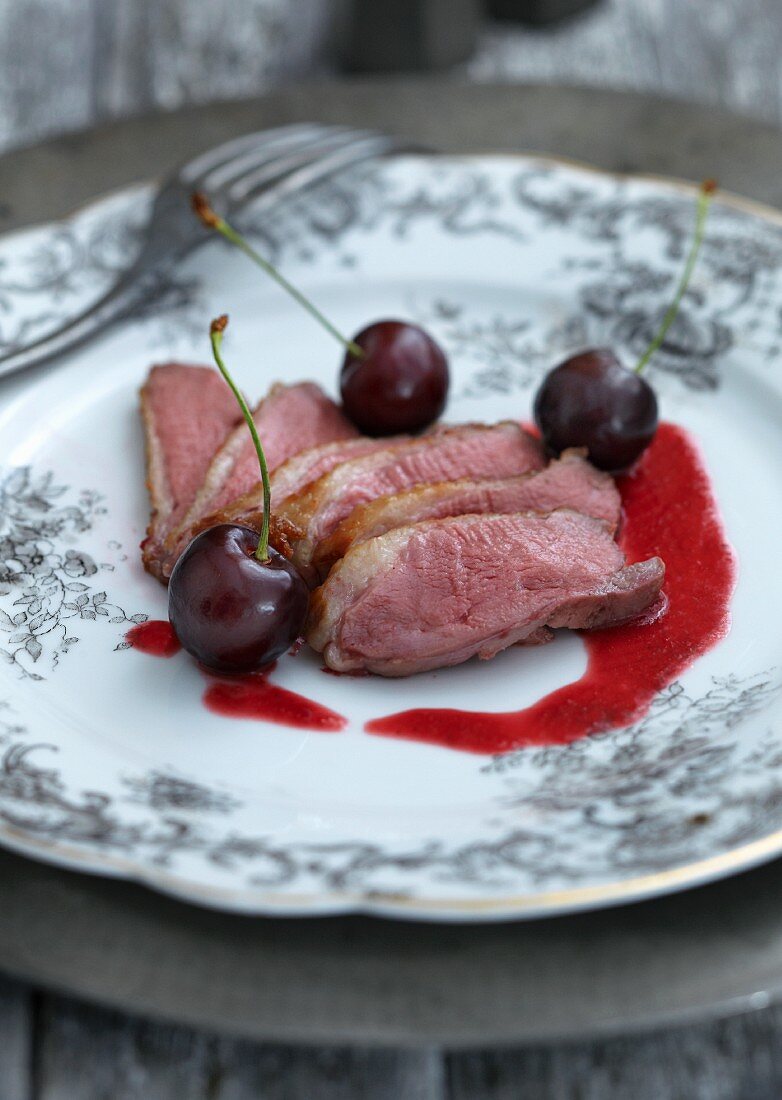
[0,153,780,921]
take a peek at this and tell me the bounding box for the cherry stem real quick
[634,179,717,376]
[193,192,364,360]
[209,315,271,563]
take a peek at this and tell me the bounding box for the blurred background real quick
[1,0,780,155]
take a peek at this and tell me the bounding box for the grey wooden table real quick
[5,0,782,156]
[4,1,782,1096]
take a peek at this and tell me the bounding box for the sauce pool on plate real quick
[125,619,181,658]
[203,665,347,731]
[126,624,346,731]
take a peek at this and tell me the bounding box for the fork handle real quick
[0,261,163,380]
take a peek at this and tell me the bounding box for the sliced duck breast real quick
[158,381,358,579]
[193,435,394,540]
[313,449,621,577]
[307,510,664,677]
[140,363,241,580]
[278,422,546,575]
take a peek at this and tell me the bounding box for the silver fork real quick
[0,123,404,380]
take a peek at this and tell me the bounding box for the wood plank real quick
[0,0,95,151]
[446,1003,782,1100]
[89,0,156,120]
[2,0,782,157]
[32,988,782,1100]
[0,976,33,1100]
[139,0,334,109]
[36,995,214,1100]
[208,1037,445,1099]
[36,993,445,1100]
[469,0,782,128]
[0,0,334,155]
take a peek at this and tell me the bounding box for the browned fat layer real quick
[151,382,358,582]
[279,422,547,574]
[189,436,391,542]
[311,449,620,578]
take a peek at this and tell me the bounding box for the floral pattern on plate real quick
[0,155,781,919]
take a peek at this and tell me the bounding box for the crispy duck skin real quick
[189,435,393,542]
[154,381,358,581]
[312,448,621,578]
[276,422,546,576]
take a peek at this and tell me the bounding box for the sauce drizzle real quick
[126,619,181,658]
[126,622,346,731]
[365,423,737,754]
[203,666,347,731]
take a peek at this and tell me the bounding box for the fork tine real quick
[212,129,382,201]
[0,122,411,378]
[180,123,347,185]
[229,135,402,208]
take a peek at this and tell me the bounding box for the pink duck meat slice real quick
[307,510,664,677]
[140,362,242,581]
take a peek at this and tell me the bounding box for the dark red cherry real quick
[168,524,308,674]
[533,348,658,472]
[340,320,449,435]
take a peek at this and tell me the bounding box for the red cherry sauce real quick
[203,665,346,731]
[126,622,345,732]
[125,620,181,658]
[365,422,737,754]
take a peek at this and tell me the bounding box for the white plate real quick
[1,154,781,921]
